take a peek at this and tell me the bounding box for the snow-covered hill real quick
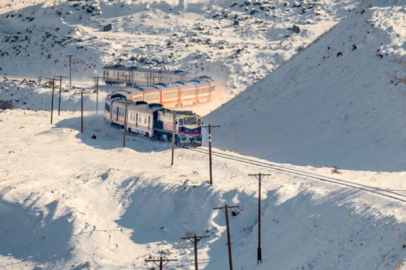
[3,0,406,269]
[0,0,358,102]
[206,0,406,172]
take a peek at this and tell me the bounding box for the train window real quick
[184,118,197,125]
[198,119,201,126]
[148,116,151,124]
[179,119,184,125]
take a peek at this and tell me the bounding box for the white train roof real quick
[128,77,215,95]
[103,65,187,76]
[113,99,164,114]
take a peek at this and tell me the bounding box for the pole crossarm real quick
[248,173,271,179]
[213,205,239,213]
[54,75,68,79]
[201,125,221,130]
[181,235,210,242]
[145,257,178,268]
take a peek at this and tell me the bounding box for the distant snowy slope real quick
[205,0,406,172]
[0,0,358,100]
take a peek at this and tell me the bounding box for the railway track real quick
[188,148,406,204]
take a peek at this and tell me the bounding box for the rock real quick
[292,25,301,33]
[292,2,301,7]
[103,24,112,32]
[234,20,240,25]
[245,0,251,6]
[92,135,97,139]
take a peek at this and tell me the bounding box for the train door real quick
[136,112,138,127]
[148,115,151,130]
[116,106,119,121]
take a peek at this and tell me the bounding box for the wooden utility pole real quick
[181,234,210,270]
[66,54,74,87]
[123,101,129,147]
[80,89,84,133]
[248,173,271,264]
[202,124,220,185]
[92,76,103,115]
[145,257,178,270]
[54,75,67,116]
[171,110,176,166]
[213,204,240,270]
[47,78,56,124]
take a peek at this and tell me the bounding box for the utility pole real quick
[54,75,67,116]
[202,124,220,185]
[248,173,271,264]
[80,89,84,133]
[47,78,55,125]
[145,257,178,270]
[66,54,74,87]
[47,77,56,124]
[92,76,103,115]
[171,110,176,166]
[213,204,240,270]
[181,234,210,270]
[123,101,129,147]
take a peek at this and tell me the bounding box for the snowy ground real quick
[2,0,406,269]
[1,78,406,269]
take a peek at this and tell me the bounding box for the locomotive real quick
[104,90,202,147]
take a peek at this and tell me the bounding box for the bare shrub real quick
[389,57,406,84]
[0,100,13,110]
[331,166,341,174]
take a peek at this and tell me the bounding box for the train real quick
[104,90,203,147]
[128,76,215,108]
[103,65,215,108]
[103,65,191,87]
